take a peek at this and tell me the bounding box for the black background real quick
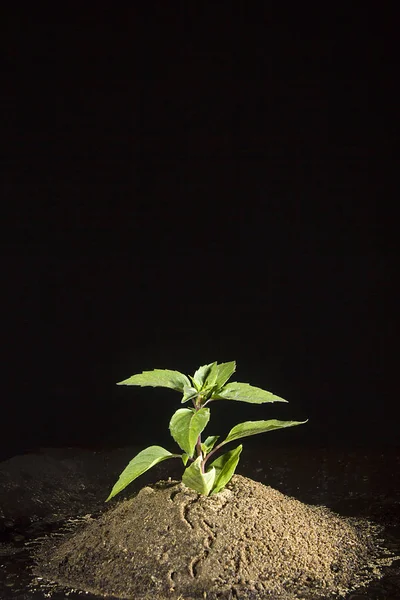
[2,6,397,461]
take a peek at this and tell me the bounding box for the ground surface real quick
[0,445,399,599]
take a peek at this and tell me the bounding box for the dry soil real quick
[33,474,395,600]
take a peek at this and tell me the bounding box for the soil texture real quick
[33,474,396,600]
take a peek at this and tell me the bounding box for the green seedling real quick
[106,361,307,500]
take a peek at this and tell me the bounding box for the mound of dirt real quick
[33,474,394,600]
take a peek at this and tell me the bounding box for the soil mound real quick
[33,475,393,600]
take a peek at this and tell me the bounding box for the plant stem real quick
[202,441,226,468]
[193,394,206,473]
[196,435,205,473]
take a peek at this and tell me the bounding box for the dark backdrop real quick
[2,6,397,461]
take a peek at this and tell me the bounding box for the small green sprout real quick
[106,361,307,500]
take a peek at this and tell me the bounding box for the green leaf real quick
[181,453,190,466]
[222,419,308,445]
[212,382,288,404]
[189,375,200,391]
[209,444,242,495]
[117,369,190,392]
[169,408,210,457]
[192,362,217,389]
[181,385,199,404]
[214,361,236,390]
[201,435,220,455]
[182,456,216,495]
[105,446,178,501]
[203,363,218,388]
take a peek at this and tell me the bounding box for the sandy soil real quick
[33,474,395,600]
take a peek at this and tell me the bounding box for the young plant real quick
[106,361,307,500]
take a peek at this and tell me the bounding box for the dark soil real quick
[32,474,397,600]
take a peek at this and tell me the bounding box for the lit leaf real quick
[106,446,179,501]
[201,435,220,455]
[192,362,217,389]
[214,361,236,390]
[181,385,199,404]
[182,456,216,495]
[117,369,190,392]
[169,408,210,457]
[189,375,199,390]
[212,382,288,404]
[209,444,242,495]
[223,419,308,445]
